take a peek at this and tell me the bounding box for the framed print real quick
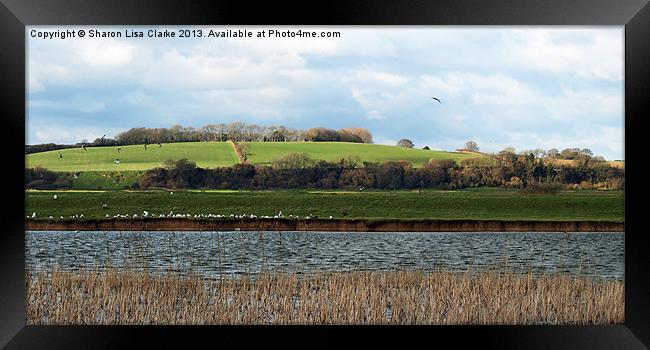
[1,0,649,348]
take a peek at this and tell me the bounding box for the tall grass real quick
[26,269,623,325]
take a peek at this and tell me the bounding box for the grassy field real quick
[26,142,240,171]
[26,269,623,325]
[27,141,477,172]
[68,171,144,190]
[25,188,624,221]
[246,142,477,167]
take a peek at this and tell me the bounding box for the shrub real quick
[505,176,523,189]
[579,181,593,190]
[521,182,563,194]
[25,168,72,189]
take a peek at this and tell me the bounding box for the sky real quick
[27,26,624,160]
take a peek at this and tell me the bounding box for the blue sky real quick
[27,26,624,160]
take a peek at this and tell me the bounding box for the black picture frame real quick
[2,0,649,348]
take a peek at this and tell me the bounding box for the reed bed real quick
[25,269,624,325]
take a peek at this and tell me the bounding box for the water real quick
[25,231,624,279]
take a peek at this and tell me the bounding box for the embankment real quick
[25,218,624,232]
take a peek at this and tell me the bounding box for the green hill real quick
[26,142,239,171]
[246,142,476,167]
[26,141,478,172]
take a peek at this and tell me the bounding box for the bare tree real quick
[464,140,479,151]
[238,142,251,162]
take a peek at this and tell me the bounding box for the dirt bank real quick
[25,218,624,232]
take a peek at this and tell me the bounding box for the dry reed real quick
[25,269,624,325]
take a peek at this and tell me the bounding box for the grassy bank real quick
[25,188,624,222]
[26,269,624,325]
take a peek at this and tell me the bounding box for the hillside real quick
[27,141,479,171]
[246,142,477,167]
[26,142,239,171]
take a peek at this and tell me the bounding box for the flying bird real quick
[431,97,442,103]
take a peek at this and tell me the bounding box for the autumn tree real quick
[397,139,414,148]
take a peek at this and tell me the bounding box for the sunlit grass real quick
[25,188,625,221]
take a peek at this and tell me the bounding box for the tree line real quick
[133,152,623,191]
[25,124,374,154]
[114,124,373,145]
[25,150,624,191]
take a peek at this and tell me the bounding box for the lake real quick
[25,231,624,279]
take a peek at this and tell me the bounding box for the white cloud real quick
[354,70,408,86]
[32,126,120,144]
[76,39,136,67]
[30,99,106,113]
[367,110,385,120]
[421,72,532,105]
[505,28,623,81]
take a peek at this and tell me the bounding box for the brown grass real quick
[26,269,624,325]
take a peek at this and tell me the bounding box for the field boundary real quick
[25,218,624,232]
[229,140,244,164]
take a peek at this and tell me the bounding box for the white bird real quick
[31,212,36,218]
[53,195,58,200]
[170,191,174,195]
[278,211,284,218]
[329,216,333,219]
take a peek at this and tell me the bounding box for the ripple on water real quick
[25,231,624,280]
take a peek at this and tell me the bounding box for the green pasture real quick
[26,188,624,222]
[26,142,239,171]
[245,142,477,167]
[27,141,478,172]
